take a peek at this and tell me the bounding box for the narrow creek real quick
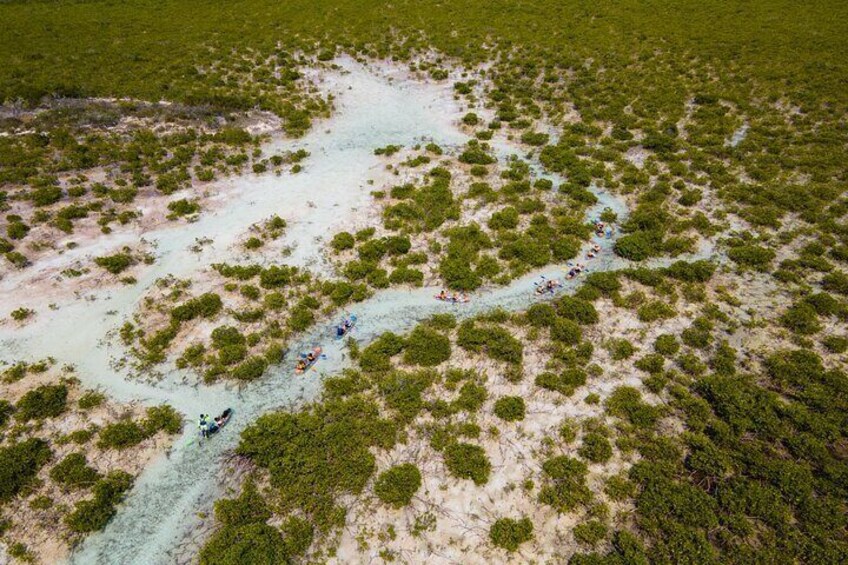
[1,58,640,564]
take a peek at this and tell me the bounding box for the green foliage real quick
[727,244,775,270]
[402,325,451,366]
[664,260,716,283]
[538,455,592,512]
[578,432,613,463]
[15,384,68,421]
[360,331,405,373]
[550,317,582,344]
[606,338,635,360]
[78,390,105,410]
[535,368,586,396]
[200,479,312,565]
[457,320,523,364]
[637,301,676,322]
[65,471,134,533]
[171,292,222,322]
[378,370,434,421]
[0,439,52,504]
[94,252,134,274]
[443,442,491,485]
[605,387,662,428]
[573,520,608,546]
[97,404,181,449]
[97,420,147,449]
[452,382,487,413]
[237,396,395,531]
[493,396,525,421]
[489,517,533,552]
[654,334,680,356]
[167,198,200,218]
[780,302,822,335]
[374,463,422,508]
[554,296,599,325]
[49,452,101,489]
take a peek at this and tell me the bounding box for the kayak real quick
[334,315,357,339]
[295,346,323,374]
[210,408,232,433]
[201,408,233,439]
[534,278,562,295]
[434,294,470,303]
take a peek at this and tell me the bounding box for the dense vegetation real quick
[3,0,848,562]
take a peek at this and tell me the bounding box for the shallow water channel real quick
[1,58,634,564]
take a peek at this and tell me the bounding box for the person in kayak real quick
[198,414,218,438]
[437,289,447,300]
[198,414,208,438]
[306,351,317,363]
[296,359,308,372]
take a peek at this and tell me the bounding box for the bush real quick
[780,302,822,335]
[550,317,582,344]
[0,400,13,428]
[573,520,608,546]
[637,301,675,322]
[403,325,451,366]
[821,271,848,295]
[259,265,296,288]
[97,420,147,449]
[635,353,665,374]
[167,198,200,217]
[654,334,680,356]
[15,384,68,421]
[489,517,533,552]
[200,522,289,565]
[94,252,134,274]
[0,439,52,504]
[462,112,479,126]
[65,471,133,533]
[144,404,183,435]
[728,245,775,270]
[583,272,621,297]
[605,387,662,428]
[444,442,491,485]
[78,391,105,410]
[614,232,657,261]
[237,396,391,530]
[231,356,268,381]
[822,335,848,353]
[359,331,405,373]
[577,432,612,465]
[374,463,422,508]
[171,292,222,322]
[554,296,599,325]
[49,452,101,489]
[606,338,635,360]
[665,260,716,282]
[526,303,556,327]
[494,396,526,421]
[538,456,592,512]
[535,369,586,396]
[488,207,519,230]
[457,321,523,364]
[452,382,487,413]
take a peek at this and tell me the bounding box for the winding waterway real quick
[1,58,641,564]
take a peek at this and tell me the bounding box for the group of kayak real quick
[593,219,614,239]
[435,290,470,303]
[535,277,562,295]
[535,235,607,296]
[294,314,356,374]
